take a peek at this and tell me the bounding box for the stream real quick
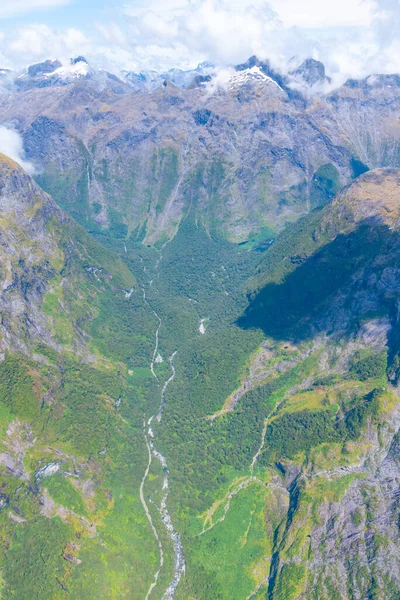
[139,265,185,600]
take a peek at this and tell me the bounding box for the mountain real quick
[27,59,62,78]
[2,58,215,92]
[242,167,400,384]
[3,158,399,600]
[123,61,215,91]
[1,53,400,600]
[126,168,400,600]
[0,152,134,345]
[229,168,400,598]
[226,64,286,95]
[3,56,131,95]
[289,57,331,87]
[0,54,398,248]
[0,154,168,599]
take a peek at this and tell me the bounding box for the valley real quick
[104,172,400,599]
[0,53,400,599]
[139,252,184,600]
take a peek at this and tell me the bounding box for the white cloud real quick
[0,0,71,19]
[3,24,89,66]
[268,0,384,28]
[95,22,126,45]
[122,0,282,66]
[204,66,235,95]
[0,126,35,174]
[114,0,399,81]
[0,0,398,86]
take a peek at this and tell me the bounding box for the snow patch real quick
[228,66,284,92]
[44,61,89,81]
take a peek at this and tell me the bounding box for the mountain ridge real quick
[1,54,399,246]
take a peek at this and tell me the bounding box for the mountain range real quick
[1,54,398,248]
[0,54,400,599]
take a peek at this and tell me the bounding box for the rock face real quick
[27,59,62,78]
[0,55,399,244]
[262,406,400,599]
[0,154,61,353]
[290,58,330,86]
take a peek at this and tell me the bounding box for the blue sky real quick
[0,1,115,31]
[0,0,399,84]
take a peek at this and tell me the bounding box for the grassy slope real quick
[0,207,161,599]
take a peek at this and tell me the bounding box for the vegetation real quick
[261,408,340,461]
[0,353,39,419]
[1,162,396,600]
[3,517,72,599]
[348,351,387,382]
[343,388,382,440]
[310,163,341,209]
[0,197,164,598]
[260,388,383,462]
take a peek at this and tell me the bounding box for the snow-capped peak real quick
[228,66,283,92]
[43,57,90,81]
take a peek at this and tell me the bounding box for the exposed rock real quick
[27,59,61,78]
[39,489,56,517]
[35,462,60,480]
[290,58,330,86]
[9,511,26,523]
[0,420,35,479]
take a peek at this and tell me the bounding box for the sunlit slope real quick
[0,155,164,599]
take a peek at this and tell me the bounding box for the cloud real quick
[0,0,398,87]
[268,0,384,28]
[95,22,126,45]
[204,66,235,95]
[0,126,35,174]
[113,0,399,82]
[121,0,282,66]
[0,0,71,19]
[1,24,89,67]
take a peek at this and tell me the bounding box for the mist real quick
[0,126,35,174]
